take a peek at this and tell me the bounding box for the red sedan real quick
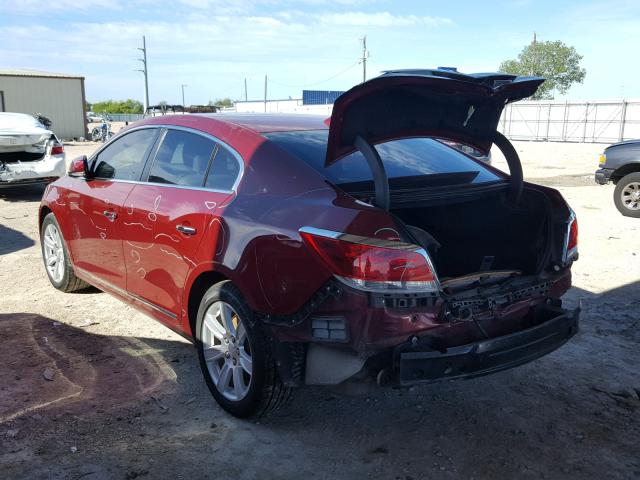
[39,70,579,418]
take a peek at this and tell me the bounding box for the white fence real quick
[499,100,640,144]
[234,98,640,144]
[234,98,332,115]
[109,99,640,145]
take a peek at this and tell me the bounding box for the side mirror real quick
[68,155,89,178]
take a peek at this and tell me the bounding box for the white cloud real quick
[0,0,124,12]
[0,3,457,103]
[318,11,453,27]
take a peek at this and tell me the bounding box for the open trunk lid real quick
[325,69,543,166]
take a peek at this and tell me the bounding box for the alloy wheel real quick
[43,223,65,283]
[201,301,253,401]
[621,182,640,211]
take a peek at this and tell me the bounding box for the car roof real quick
[193,113,328,133]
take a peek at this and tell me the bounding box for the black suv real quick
[596,139,640,217]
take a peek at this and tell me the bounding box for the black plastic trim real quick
[395,305,579,385]
[258,280,343,327]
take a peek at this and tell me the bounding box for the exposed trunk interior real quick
[0,151,45,163]
[392,186,552,280]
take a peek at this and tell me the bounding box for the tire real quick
[91,127,101,142]
[195,281,291,418]
[613,172,640,218]
[41,213,90,292]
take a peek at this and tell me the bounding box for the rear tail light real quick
[50,143,64,155]
[564,211,578,263]
[299,227,439,293]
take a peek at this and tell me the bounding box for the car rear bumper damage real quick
[267,270,578,387]
[0,155,65,186]
[394,304,579,385]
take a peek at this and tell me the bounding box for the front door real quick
[67,128,158,290]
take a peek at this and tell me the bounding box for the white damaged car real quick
[0,112,66,187]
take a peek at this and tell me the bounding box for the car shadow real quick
[0,183,46,202]
[0,223,35,254]
[0,312,187,424]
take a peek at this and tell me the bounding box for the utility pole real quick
[244,78,248,102]
[136,36,150,113]
[264,75,267,113]
[360,36,368,83]
[530,32,538,77]
[181,84,187,107]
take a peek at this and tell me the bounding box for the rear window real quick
[264,130,501,186]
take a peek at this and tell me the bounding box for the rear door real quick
[68,128,158,290]
[123,128,240,321]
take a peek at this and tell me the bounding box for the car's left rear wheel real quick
[195,281,291,418]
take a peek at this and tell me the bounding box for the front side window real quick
[265,130,501,186]
[147,129,216,187]
[93,129,157,180]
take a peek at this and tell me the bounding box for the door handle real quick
[176,224,197,235]
[103,210,118,221]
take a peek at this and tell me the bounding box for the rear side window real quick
[205,145,241,191]
[264,131,501,185]
[93,129,157,180]
[148,129,216,187]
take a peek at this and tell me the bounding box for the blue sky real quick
[1,0,638,105]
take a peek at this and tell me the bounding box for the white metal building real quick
[0,69,87,139]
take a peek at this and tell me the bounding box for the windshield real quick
[264,130,501,186]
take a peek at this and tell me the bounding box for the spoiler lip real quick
[325,69,544,166]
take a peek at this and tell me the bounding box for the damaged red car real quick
[39,69,580,418]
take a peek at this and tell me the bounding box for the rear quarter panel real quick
[192,134,399,317]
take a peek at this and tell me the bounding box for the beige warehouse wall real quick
[0,76,86,139]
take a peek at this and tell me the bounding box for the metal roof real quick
[0,69,84,80]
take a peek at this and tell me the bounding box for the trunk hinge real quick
[354,135,390,211]
[492,131,523,204]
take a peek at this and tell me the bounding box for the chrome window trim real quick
[89,124,245,193]
[81,177,235,195]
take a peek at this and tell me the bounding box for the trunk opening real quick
[392,186,552,280]
[0,150,46,163]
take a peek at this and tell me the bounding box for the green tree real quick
[90,99,144,114]
[213,97,233,108]
[499,39,586,99]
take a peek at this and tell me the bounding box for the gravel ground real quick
[0,139,639,480]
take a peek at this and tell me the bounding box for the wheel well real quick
[612,163,640,183]
[187,271,229,337]
[39,206,52,231]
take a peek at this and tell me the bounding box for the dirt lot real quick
[1,139,639,480]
